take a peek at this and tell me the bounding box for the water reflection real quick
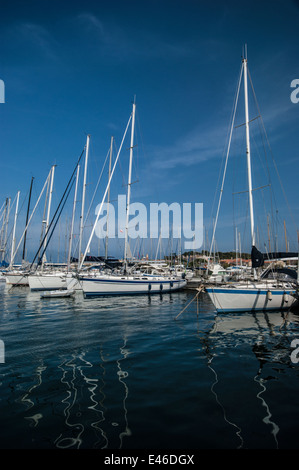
[2,282,299,449]
[53,340,131,449]
[201,303,299,449]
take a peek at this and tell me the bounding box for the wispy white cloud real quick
[74,11,197,61]
[1,19,63,70]
[148,121,229,171]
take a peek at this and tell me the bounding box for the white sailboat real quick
[74,101,187,297]
[28,138,88,292]
[205,49,297,312]
[28,165,64,291]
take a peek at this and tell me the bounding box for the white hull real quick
[41,289,75,298]
[5,272,29,286]
[80,274,187,297]
[28,272,67,291]
[205,282,297,312]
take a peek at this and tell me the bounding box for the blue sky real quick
[0,0,298,262]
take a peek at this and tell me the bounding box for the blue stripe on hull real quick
[81,278,183,285]
[214,306,292,312]
[205,288,295,295]
[84,289,182,298]
[31,287,67,291]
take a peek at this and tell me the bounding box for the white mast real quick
[243,47,255,248]
[0,198,11,263]
[67,164,80,270]
[208,62,243,264]
[105,136,113,259]
[79,114,132,271]
[11,173,50,267]
[124,100,136,270]
[78,134,90,268]
[9,191,20,269]
[42,165,55,268]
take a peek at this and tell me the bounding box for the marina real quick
[1,0,299,453]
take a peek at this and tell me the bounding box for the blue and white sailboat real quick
[74,101,186,297]
[205,50,297,312]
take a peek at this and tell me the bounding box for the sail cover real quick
[251,246,298,267]
[251,246,264,268]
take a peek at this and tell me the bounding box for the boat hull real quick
[205,283,297,312]
[28,273,67,291]
[80,275,187,297]
[5,273,29,286]
[40,289,75,298]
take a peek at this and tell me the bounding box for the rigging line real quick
[209,62,244,261]
[85,146,113,220]
[29,147,86,271]
[36,176,76,266]
[10,175,49,268]
[3,192,22,261]
[208,62,244,242]
[72,145,111,256]
[247,67,297,233]
[232,183,271,195]
[135,108,147,181]
[247,68,278,247]
[208,65,243,243]
[257,119,277,245]
[234,115,261,128]
[79,113,132,270]
[0,201,6,220]
[249,118,276,237]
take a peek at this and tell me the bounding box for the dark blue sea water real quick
[1,281,299,450]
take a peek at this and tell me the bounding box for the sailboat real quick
[28,139,88,292]
[205,49,298,312]
[27,165,66,291]
[74,100,187,297]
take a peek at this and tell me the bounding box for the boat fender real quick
[283,292,289,303]
[148,284,151,291]
[267,290,272,301]
[170,281,173,288]
[160,283,163,291]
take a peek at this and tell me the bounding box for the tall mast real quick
[22,176,34,263]
[243,48,255,248]
[42,165,55,269]
[124,100,136,270]
[79,115,132,271]
[9,191,20,269]
[105,136,113,259]
[284,220,288,252]
[67,164,80,270]
[0,197,10,263]
[78,134,90,268]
